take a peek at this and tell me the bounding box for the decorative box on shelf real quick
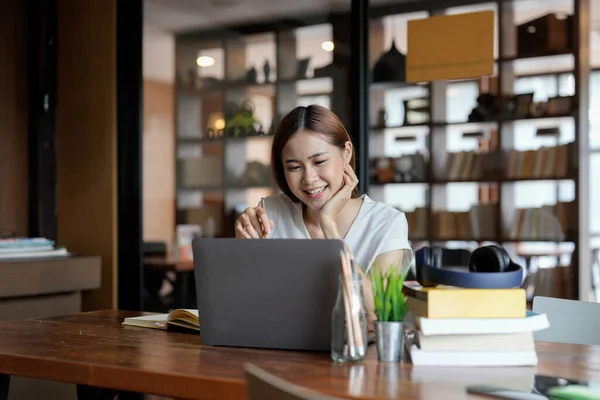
[517,13,573,58]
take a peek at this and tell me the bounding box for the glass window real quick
[514,75,557,102]
[383,86,429,127]
[558,73,575,97]
[446,81,479,124]
[590,72,600,150]
[445,183,480,212]
[296,94,330,109]
[591,152,600,234]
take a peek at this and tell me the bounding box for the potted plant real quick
[370,262,409,362]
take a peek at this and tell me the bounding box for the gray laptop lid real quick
[192,238,345,351]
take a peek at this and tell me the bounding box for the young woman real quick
[234,105,413,325]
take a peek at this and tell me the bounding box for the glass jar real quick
[331,272,368,363]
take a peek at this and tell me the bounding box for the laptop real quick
[192,238,345,351]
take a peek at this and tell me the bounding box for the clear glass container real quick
[331,273,368,363]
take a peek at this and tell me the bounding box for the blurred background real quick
[0,0,598,351]
[141,0,599,311]
[0,0,599,398]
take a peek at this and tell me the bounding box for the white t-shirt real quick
[262,193,412,274]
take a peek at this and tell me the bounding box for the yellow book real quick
[403,281,526,319]
[122,309,199,332]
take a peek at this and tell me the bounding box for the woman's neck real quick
[302,197,359,228]
[302,205,322,227]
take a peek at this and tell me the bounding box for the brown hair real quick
[271,105,361,202]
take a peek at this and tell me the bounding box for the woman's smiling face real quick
[281,130,350,210]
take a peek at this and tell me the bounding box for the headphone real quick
[415,245,524,289]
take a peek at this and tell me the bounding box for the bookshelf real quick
[174,25,338,238]
[171,0,594,300]
[366,0,592,301]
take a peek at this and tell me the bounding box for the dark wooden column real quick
[573,0,591,300]
[56,0,119,311]
[0,0,28,238]
[331,1,370,195]
[117,0,144,312]
[350,0,370,194]
[27,0,58,241]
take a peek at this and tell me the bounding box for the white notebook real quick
[409,346,538,367]
[412,310,549,336]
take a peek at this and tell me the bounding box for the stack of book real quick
[0,238,69,260]
[403,281,550,366]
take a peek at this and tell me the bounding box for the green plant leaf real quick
[384,297,392,321]
[374,296,383,321]
[370,259,410,322]
[400,299,409,321]
[370,262,387,321]
[391,269,402,322]
[383,272,394,321]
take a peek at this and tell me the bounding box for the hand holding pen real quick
[234,197,273,239]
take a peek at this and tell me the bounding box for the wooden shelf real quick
[409,237,577,243]
[173,28,345,237]
[178,134,274,143]
[497,52,574,63]
[177,76,334,96]
[370,112,576,131]
[371,175,576,186]
[173,0,592,300]
[366,1,591,300]
[370,81,427,90]
[0,256,101,299]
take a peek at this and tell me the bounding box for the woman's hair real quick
[271,105,361,202]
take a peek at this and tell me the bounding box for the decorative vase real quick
[374,321,404,362]
[263,60,271,83]
[372,40,406,83]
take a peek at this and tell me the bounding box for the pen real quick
[259,197,268,238]
[348,251,356,274]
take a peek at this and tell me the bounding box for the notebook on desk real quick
[122,309,199,331]
[192,238,345,352]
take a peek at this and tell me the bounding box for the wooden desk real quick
[0,310,599,400]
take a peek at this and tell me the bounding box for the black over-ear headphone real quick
[415,245,524,289]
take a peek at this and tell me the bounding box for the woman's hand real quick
[319,164,359,225]
[235,204,273,239]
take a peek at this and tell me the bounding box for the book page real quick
[167,309,199,329]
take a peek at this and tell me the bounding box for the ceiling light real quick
[321,41,334,52]
[197,56,215,67]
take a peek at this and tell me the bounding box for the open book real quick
[122,309,199,332]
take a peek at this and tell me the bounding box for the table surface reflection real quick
[0,310,597,399]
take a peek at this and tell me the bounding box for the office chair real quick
[532,296,600,345]
[142,241,172,312]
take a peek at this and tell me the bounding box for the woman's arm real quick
[356,250,410,331]
[320,219,375,329]
[321,218,412,331]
